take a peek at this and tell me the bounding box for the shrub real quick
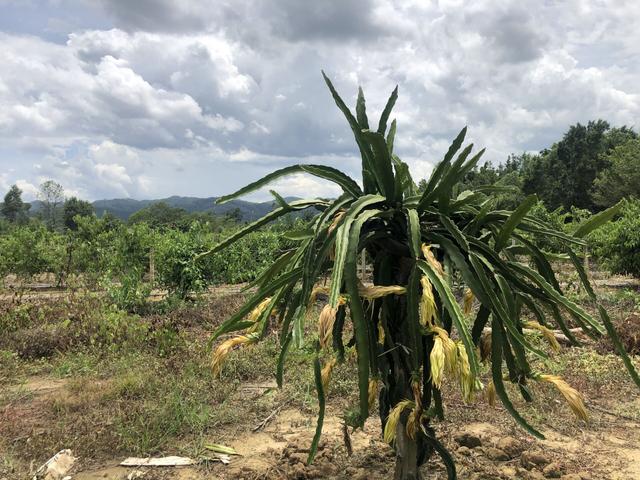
[155,223,211,298]
[589,198,640,277]
[0,295,149,358]
[205,229,289,284]
[0,224,66,283]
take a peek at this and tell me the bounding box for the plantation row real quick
[1,197,639,305]
[0,213,298,308]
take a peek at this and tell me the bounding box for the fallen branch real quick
[587,402,640,423]
[342,421,353,456]
[253,401,289,432]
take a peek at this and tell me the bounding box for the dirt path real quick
[5,375,639,480]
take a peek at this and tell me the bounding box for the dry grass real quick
[1,279,639,479]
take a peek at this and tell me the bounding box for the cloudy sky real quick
[1,0,638,201]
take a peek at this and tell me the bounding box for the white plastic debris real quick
[120,456,196,467]
[213,454,231,465]
[32,449,76,480]
[126,471,146,479]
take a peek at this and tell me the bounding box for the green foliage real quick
[128,201,237,233]
[155,223,210,298]
[0,294,151,358]
[38,179,65,230]
[1,185,30,223]
[526,202,591,253]
[63,196,95,230]
[592,138,640,208]
[128,201,189,229]
[103,272,152,314]
[153,220,294,298]
[0,224,65,282]
[206,75,639,479]
[206,229,291,284]
[98,223,155,312]
[454,154,525,210]
[0,207,287,304]
[522,122,637,211]
[589,198,640,277]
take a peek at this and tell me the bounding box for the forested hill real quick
[93,196,285,222]
[28,196,284,222]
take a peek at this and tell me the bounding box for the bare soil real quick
[2,369,640,480]
[2,277,640,479]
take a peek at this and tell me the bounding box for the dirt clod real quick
[288,452,307,465]
[484,447,509,461]
[454,432,482,448]
[456,446,472,456]
[496,436,522,458]
[521,451,551,469]
[524,471,547,480]
[543,462,563,478]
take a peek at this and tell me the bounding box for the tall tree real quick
[1,184,30,223]
[38,180,65,230]
[63,196,95,230]
[522,121,637,211]
[592,138,640,208]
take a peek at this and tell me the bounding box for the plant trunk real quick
[394,417,422,480]
[373,252,430,479]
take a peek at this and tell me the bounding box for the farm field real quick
[4,2,640,479]
[1,270,639,480]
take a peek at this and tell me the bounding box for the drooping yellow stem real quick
[321,357,338,392]
[430,336,446,389]
[421,243,445,278]
[318,304,337,350]
[538,374,588,421]
[383,399,415,444]
[420,276,436,327]
[525,321,561,352]
[211,333,258,376]
[358,283,407,299]
[368,378,379,411]
[463,288,474,315]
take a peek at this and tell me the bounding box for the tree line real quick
[0,180,242,233]
[1,118,639,281]
[448,119,639,212]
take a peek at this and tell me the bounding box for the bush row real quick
[0,215,294,301]
[526,198,640,278]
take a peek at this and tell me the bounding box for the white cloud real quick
[0,0,639,200]
[270,173,342,200]
[15,180,40,200]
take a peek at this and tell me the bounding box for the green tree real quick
[589,198,640,277]
[100,212,123,231]
[224,207,243,223]
[522,122,637,211]
[201,76,640,479]
[128,201,188,229]
[592,138,640,208]
[38,180,65,230]
[1,184,30,223]
[63,196,95,230]
[0,223,65,282]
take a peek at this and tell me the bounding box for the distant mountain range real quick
[28,196,293,222]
